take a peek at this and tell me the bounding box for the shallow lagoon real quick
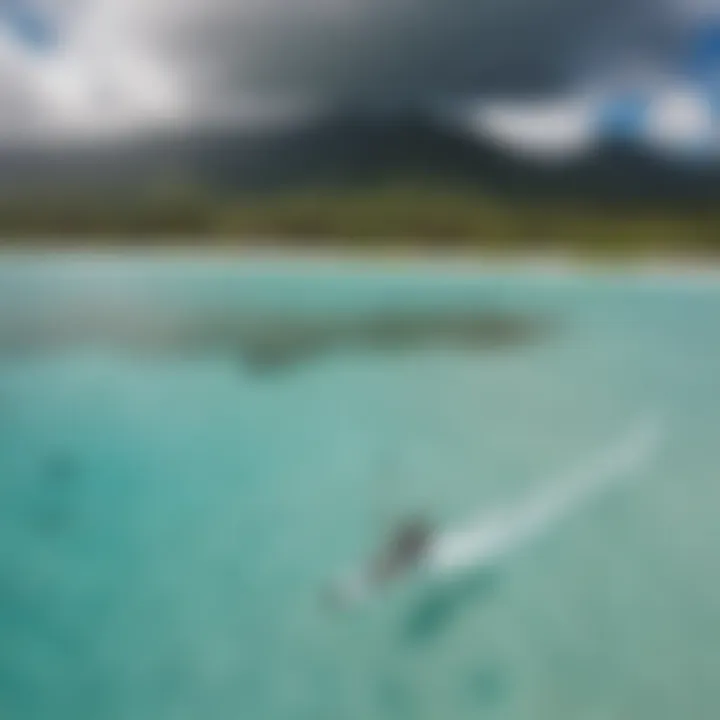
[1,257,719,720]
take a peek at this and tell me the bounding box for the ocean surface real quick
[1,257,719,720]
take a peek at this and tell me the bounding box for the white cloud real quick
[0,0,187,141]
[643,85,717,151]
[463,98,600,160]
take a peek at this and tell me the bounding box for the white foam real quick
[426,414,664,575]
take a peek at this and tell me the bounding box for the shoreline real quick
[0,242,720,280]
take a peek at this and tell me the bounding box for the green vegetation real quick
[0,184,719,257]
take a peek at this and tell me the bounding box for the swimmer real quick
[326,517,434,609]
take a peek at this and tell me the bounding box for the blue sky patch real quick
[598,94,650,140]
[686,23,720,84]
[0,0,57,51]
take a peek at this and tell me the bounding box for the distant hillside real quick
[0,110,719,204]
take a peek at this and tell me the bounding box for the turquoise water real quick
[1,258,720,720]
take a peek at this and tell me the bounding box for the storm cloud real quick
[0,0,688,140]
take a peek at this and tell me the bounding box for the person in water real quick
[325,517,435,609]
[368,517,435,584]
[356,518,433,586]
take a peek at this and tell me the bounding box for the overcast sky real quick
[0,0,704,141]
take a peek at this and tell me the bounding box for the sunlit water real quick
[1,257,719,720]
